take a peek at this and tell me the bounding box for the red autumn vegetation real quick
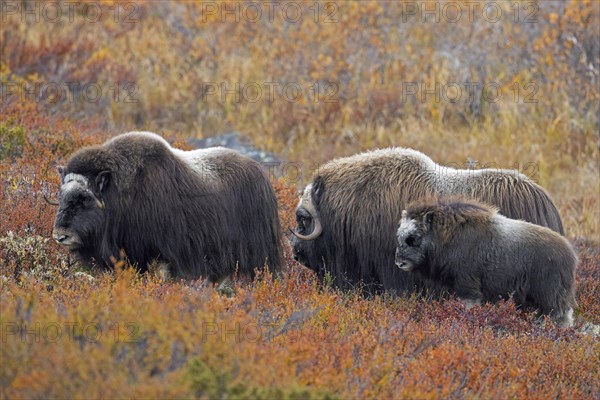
[1,1,599,398]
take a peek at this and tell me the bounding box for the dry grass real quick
[1,1,599,398]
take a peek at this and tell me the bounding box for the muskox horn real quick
[43,195,59,206]
[292,186,323,241]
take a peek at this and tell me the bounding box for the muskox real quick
[52,131,282,281]
[394,197,577,327]
[291,148,564,294]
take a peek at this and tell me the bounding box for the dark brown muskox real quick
[52,131,282,281]
[394,197,577,327]
[291,148,564,294]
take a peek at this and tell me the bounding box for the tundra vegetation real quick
[1,1,599,398]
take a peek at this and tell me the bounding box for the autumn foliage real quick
[1,1,599,398]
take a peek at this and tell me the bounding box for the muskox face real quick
[291,182,325,273]
[395,210,433,272]
[291,204,318,266]
[52,167,109,256]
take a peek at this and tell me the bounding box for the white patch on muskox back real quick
[434,166,466,195]
[118,131,233,180]
[171,147,231,181]
[434,164,528,196]
[113,131,169,145]
[490,212,525,242]
[360,147,437,167]
[324,147,437,177]
[372,148,438,178]
[122,131,220,180]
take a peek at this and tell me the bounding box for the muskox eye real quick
[298,215,311,226]
[405,235,421,247]
[298,216,309,230]
[69,192,93,207]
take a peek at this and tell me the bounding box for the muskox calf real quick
[395,198,577,327]
[52,131,282,281]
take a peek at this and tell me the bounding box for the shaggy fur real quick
[291,148,564,294]
[53,131,282,281]
[395,197,578,327]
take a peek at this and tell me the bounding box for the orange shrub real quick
[1,2,599,398]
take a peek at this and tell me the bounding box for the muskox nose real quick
[394,248,404,266]
[52,228,70,244]
[53,233,69,243]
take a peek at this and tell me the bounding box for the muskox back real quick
[436,167,564,234]
[292,148,564,294]
[54,131,282,281]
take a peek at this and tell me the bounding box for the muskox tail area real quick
[236,161,283,278]
[528,243,578,328]
[263,191,284,275]
[531,185,565,235]
[471,173,565,235]
[183,150,282,283]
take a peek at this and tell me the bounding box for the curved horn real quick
[43,195,59,206]
[292,186,323,241]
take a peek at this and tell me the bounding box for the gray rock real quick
[187,132,281,164]
[580,322,600,336]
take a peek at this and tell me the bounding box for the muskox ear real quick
[57,166,66,183]
[94,170,111,194]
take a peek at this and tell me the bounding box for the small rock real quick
[187,132,281,164]
[73,271,95,282]
[580,322,600,336]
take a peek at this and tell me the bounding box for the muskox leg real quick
[551,308,574,328]
[148,259,171,282]
[215,275,235,297]
[460,297,482,310]
[73,271,95,282]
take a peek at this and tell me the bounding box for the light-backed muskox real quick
[394,197,577,327]
[52,131,282,281]
[291,148,564,294]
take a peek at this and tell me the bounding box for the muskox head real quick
[52,166,110,257]
[291,179,325,272]
[394,210,434,272]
